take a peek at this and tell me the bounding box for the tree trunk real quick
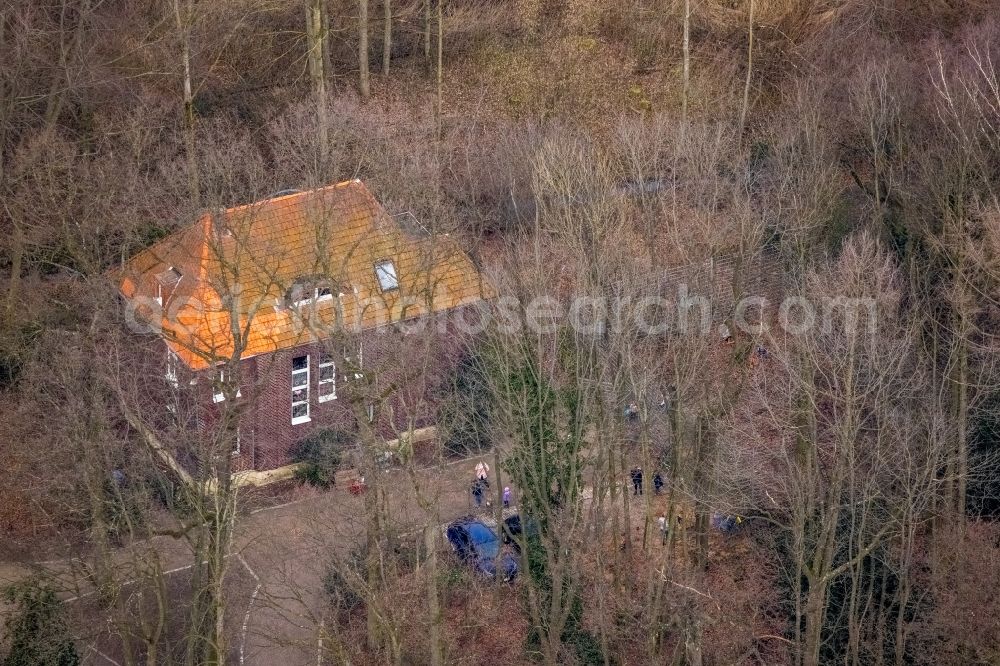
[424,525,444,666]
[173,0,199,207]
[681,0,690,127]
[44,0,92,135]
[954,312,969,517]
[358,0,370,98]
[5,220,22,326]
[182,42,197,204]
[207,513,230,664]
[424,0,431,63]
[802,581,827,666]
[692,417,710,572]
[738,0,754,137]
[620,433,632,554]
[435,0,443,139]
[321,0,333,84]
[382,0,391,74]
[306,0,329,167]
[684,615,703,666]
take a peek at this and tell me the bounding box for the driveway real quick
[1,453,511,665]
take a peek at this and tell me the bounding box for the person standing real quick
[503,486,512,508]
[475,461,490,487]
[653,472,664,495]
[630,467,643,495]
[472,479,484,508]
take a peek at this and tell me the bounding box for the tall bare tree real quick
[383,0,391,74]
[305,0,329,166]
[358,0,371,98]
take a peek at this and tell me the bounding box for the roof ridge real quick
[221,179,363,215]
[119,181,367,275]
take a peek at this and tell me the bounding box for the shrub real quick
[323,555,365,614]
[2,581,79,666]
[290,428,350,489]
[438,350,494,458]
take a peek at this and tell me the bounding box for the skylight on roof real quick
[375,260,398,292]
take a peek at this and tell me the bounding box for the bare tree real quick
[383,0,392,74]
[721,233,949,666]
[172,0,199,207]
[738,0,755,137]
[359,0,371,98]
[305,0,329,166]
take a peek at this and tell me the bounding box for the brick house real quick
[117,180,490,472]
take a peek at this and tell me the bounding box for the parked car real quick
[502,514,538,553]
[446,518,518,581]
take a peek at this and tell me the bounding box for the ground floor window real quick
[291,355,310,424]
[165,349,179,388]
[318,353,336,402]
[212,368,241,403]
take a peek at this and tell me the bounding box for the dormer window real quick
[285,277,337,308]
[375,260,398,292]
[155,266,183,306]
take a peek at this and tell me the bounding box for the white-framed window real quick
[318,353,336,403]
[212,369,240,403]
[213,369,226,403]
[233,428,241,456]
[374,259,398,292]
[165,349,179,388]
[291,355,310,424]
[155,267,182,307]
[366,404,375,423]
[287,282,335,307]
[343,344,364,381]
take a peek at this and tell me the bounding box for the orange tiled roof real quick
[118,180,490,370]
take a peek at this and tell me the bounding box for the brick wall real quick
[124,304,479,473]
[230,307,474,471]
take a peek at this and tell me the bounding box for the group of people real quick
[629,467,664,496]
[470,461,512,509]
[469,459,676,509]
